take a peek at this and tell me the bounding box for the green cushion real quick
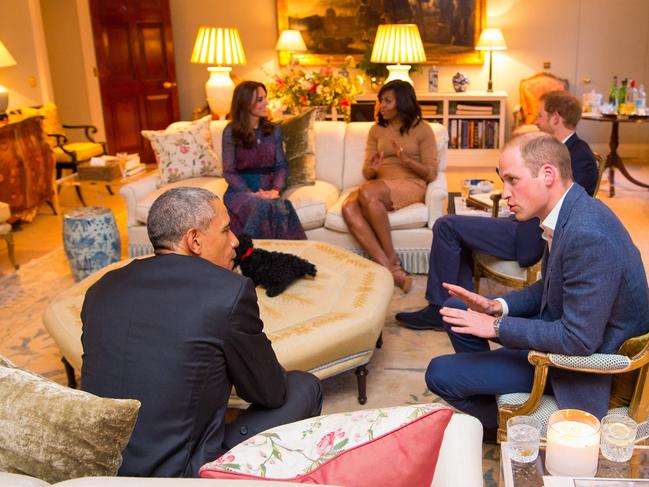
[279,108,317,188]
[0,355,140,483]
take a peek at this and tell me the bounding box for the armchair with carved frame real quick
[497,331,649,443]
[513,72,569,134]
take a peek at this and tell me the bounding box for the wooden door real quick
[90,0,179,163]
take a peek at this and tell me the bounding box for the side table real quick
[582,114,649,197]
[55,167,152,209]
[500,441,649,487]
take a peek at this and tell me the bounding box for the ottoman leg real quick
[62,357,77,389]
[355,365,368,405]
[376,332,383,349]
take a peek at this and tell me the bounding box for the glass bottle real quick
[608,76,619,112]
[619,78,628,114]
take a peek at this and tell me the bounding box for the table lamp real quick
[191,27,246,119]
[475,28,507,92]
[370,24,426,85]
[0,40,17,114]
[276,29,307,66]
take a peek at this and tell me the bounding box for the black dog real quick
[234,234,317,297]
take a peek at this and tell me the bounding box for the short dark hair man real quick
[81,187,322,477]
[396,91,599,330]
[426,133,648,435]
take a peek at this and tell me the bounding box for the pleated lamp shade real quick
[190,27,246,66]
[370,24,425,85]
[190,27,246,119]
[0,40,17,114]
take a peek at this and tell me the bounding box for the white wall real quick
[0,0,52,109]
[40,0,91,125]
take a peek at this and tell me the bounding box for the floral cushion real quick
[142,115,221,186]
[200,403,452,486]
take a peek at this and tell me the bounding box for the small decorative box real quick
[77,160,122,181]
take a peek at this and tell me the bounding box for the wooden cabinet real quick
[0,117,55,222]
[353,91,507,167]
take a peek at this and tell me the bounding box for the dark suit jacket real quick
[501,184,649,418]
[81,253,287,477]
[514,132,598,266]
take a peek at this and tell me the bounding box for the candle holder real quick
[546,409,601,477]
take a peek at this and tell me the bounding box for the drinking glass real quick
[460,180,471,206]
[507,416,541,463]
[600,414,637,462]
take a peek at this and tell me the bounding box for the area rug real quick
[0,248,500,485]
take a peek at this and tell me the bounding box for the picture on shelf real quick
[276,0,486,65]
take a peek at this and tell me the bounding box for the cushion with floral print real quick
[200,403,452,486]
[142,115,221,186]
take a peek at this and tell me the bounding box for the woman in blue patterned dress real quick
[222,81,306,240]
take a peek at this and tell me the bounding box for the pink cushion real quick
[199,404,452,486]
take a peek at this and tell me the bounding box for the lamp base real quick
[205,67,234,119]
[0,86,9,114]
[385,65,414,85]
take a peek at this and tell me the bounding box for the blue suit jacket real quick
[515,133,598,266]
[500,184,649,418]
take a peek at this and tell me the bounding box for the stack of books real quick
[116,153,146,177]
[421,104,440,117]
[455,104,494,116]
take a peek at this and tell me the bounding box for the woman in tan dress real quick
[342,80,438,292]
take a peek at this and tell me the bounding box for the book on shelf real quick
[447,119,499,149]
[455,104,493,115]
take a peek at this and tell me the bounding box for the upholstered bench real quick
[43,240,393,403]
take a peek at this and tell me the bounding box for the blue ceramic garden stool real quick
[62,207,120,281]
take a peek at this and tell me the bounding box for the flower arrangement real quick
[268,61,360,122]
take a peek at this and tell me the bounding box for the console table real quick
[0,116,55,222]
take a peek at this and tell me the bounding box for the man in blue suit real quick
[397,91,599,330]
[425,132,649,436]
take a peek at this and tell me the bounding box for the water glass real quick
[460,180,471,205]
[507,416,541,463]
[600,414,637,462]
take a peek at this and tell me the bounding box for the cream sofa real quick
[119,121,448,273]
[0,413,484,486]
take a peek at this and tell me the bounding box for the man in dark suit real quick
[81,187,322,477]
[396,91,599,330]
[425,132,649,434]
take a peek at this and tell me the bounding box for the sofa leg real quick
[62,357,77,388]
[375,332,383,349]
[355,365,368,405]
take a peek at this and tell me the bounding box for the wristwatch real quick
[493,317,503,338]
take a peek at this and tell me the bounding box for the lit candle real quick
[545,409,600,477]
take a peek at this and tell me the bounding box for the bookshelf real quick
[352,91,507,167]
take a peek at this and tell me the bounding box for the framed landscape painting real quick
[276,0,486,66]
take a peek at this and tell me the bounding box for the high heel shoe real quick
[391,265,412,293]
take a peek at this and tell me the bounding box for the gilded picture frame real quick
[276,0,486,66]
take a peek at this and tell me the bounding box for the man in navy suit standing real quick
[396,91,599,330]
[425,132,649,437]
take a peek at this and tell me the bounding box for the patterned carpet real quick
[0,248,500,484]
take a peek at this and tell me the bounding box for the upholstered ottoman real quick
[43,240,393,403]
